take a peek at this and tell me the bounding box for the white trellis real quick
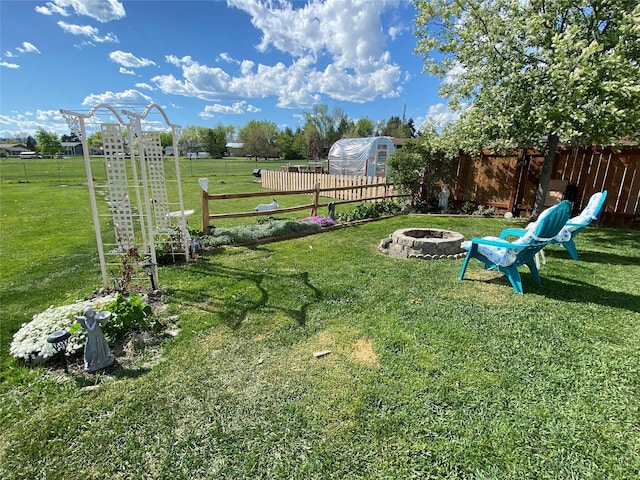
[124,106,191,267]
[60,103,189,290]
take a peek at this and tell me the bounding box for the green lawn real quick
[1,157,639,478]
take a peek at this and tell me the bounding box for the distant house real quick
[164,145,186,156]
[225,142,244,156]
[60,141,83,156]
[0,143,29,157]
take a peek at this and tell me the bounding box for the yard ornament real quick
[438,185,450,210]
[77,307,114,372]
[254,199,279,212]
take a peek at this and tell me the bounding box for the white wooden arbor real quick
[60,103,190,290]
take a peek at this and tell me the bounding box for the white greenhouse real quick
[327,137,396,177]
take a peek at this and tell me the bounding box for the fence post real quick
[199,177,209,233]
[312,182,320,216]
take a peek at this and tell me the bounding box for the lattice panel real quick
[102,123,136,249]
[141,132,170,228]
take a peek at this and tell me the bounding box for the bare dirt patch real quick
[349,338,378,367]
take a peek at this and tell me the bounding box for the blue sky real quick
[0,0,455,140]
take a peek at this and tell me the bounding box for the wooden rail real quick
[199,177,404,231]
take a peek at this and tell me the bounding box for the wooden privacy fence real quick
[450,145,639,227]
[200,176,404,232]
[554,146,639,226]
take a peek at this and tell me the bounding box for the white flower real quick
[10,295,117,362]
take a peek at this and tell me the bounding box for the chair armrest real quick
[471,237,528,249]
[565,220,586,228]
[499,228,527,240]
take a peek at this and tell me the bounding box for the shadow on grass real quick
[69,365,152,389]
[582,228,640,250]
[165,256,323,330]
[457,263,640,313]
[537,276,640,313]
[558,249,640,266]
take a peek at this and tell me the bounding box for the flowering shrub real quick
[300,216,337,227]
[10,295,116,362]
[472,205,496,217]
[198,220,319,248]
[336,201,402,222]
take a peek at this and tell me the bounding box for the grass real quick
[1,157,639,478]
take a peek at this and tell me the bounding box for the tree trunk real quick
[530,133,558,220]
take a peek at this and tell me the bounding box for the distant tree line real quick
[1,104,418,161]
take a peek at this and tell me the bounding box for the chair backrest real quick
[570,190,607,230]
[511,201,572,264]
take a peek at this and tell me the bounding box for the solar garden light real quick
[328,202,336,219]
[47,330,71,373]
[142,262,158,290]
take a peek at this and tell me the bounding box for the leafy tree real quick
[406,118,417,138]
[303,104,347,155]
[336,117,352,140]
[159,132,173,148]
[26,135,36,151]
[35,129,62,156]
[202,125,228,158]
[304,123,322,160]
[387,124,452,207]
[178,125,201,157]
[351,117,375,138]
[292,127,308,159]
[278,127,305,160]
[414,0,640,217]
[60,133,80,143]
[238,120,279,160]
[87,131,102,154]
[381,116,403,137]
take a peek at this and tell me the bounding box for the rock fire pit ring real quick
[379,228,466,260]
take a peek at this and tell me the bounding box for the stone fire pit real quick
[379,228,466,260]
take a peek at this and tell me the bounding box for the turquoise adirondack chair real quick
[458,200,572,294]
[547,190,607,260]
[501,190,607,265]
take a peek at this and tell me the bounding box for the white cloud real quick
[35,0,125,23]
[388,24,404,41]
[1,61,20,69]
[153,56,233,100]
[109,50,156,68]
[199,101,261,118]
[135,83,154,91]
[36,109,65,122]
[217,52,238,64]
[240,60,254,76]
[229,0,394,72]
[0,110,70,138]
[57,21,118,43]
[152,0,401,108]
[35,3,68,17]
[417,103,461,130]
[119,67,135,75]
[5,51,15,58]
[82,89,153,106]
[17,42,41,54]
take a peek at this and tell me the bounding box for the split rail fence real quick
[200,175,404,232]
